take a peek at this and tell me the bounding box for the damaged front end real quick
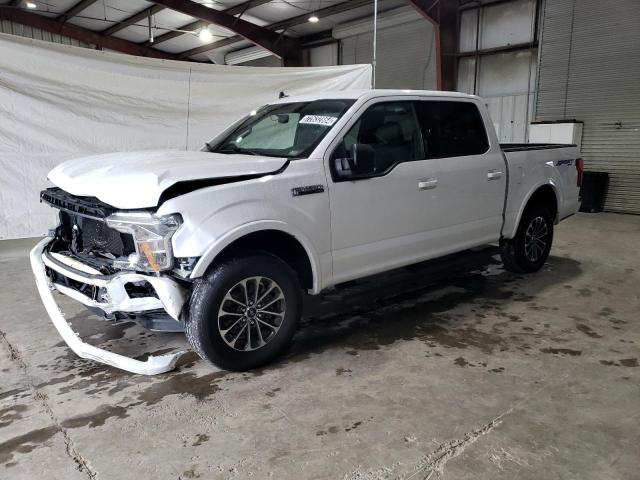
[31,188,191,375]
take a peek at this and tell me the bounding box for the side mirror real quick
[332,143,377,179]
[349,144,376,175]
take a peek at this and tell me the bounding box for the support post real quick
[406,0,458,91]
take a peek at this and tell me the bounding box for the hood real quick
[48,150,288,209]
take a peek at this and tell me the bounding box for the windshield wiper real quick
[217,144,259,156]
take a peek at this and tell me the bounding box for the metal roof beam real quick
[0,6,179,60]
[177,0,371,59]
[101,4,166,36]
[58,0,100,23]
[405,0,440,26]
[146,0,274,47]
[223,0,274,17]
[145,18,205,46]
[267,0,372,31]
[459,0,521,11]
[150,0,299,59]
[457,41,538,57]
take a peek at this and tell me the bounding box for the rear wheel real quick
[186,253,301,371]
[500,206,554,273]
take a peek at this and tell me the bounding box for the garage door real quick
[535,0,640,214]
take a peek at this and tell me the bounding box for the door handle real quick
[418,178,438,190]
[487,169,503,180]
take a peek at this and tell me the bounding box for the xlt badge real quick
[291,185,325,197]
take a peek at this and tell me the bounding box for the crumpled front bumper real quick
[30,237,188,375]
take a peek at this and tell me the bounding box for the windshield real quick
[212,99,355,159]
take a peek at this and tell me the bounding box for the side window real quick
[334,102,424,175]
[416,101,489,158]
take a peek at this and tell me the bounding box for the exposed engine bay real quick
[40,187,188,332]
[42,187,137,273]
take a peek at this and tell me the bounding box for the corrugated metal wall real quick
[458,50,537,143]
[457,0,538,143]
[0,19,91,48]
[340,14,437,90]
[536,0,640,214]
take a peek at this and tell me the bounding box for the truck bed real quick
[501,143,581,239]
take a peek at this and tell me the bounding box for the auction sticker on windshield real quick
[300,115,338,126]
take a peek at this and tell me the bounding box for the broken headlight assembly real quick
[106,212,182,273]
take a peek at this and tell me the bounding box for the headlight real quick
[106,212,182,273]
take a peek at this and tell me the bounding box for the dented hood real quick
[48,150,287,209]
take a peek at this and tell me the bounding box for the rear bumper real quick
[30,238,188,375]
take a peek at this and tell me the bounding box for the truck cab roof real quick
[271,89,482,105]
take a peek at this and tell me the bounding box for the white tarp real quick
[0,33,371,239]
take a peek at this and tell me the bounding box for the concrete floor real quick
[0,212,638,480]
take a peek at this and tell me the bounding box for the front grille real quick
[41,187,116,219]
[62,211,132,257]
[41,187,135,260]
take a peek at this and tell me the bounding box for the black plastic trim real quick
[500,143,577,152]
[41,188,117,219]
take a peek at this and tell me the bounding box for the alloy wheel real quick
[217,276,286,351]
[524,216,549,262]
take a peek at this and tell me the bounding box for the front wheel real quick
[500,206,554,273]
[186,253,302,371]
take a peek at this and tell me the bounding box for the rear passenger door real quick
[415,100,506,249]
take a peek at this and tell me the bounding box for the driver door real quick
[326,100,443,284]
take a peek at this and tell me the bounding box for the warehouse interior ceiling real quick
[0,0,410,63]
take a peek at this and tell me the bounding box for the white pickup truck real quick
[31,90,583,374]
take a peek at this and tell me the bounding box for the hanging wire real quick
[372,0,378,88]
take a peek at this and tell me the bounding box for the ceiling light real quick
[26,1,37,9]
[308,15,319,23]
[199,27,213,42]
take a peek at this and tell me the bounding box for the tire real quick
[500,206,554,273]
[185,253,302,371]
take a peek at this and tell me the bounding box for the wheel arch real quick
[190,222,321,294]
[525,183,559,219]
[507,182,559,239]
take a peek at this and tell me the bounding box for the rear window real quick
[416,101,489,158]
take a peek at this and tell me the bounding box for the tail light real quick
[576,158,584,187]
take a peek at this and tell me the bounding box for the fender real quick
[504,180,561,239]
[190,220,324,294]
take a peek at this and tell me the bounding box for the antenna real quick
[372,0,378,88]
